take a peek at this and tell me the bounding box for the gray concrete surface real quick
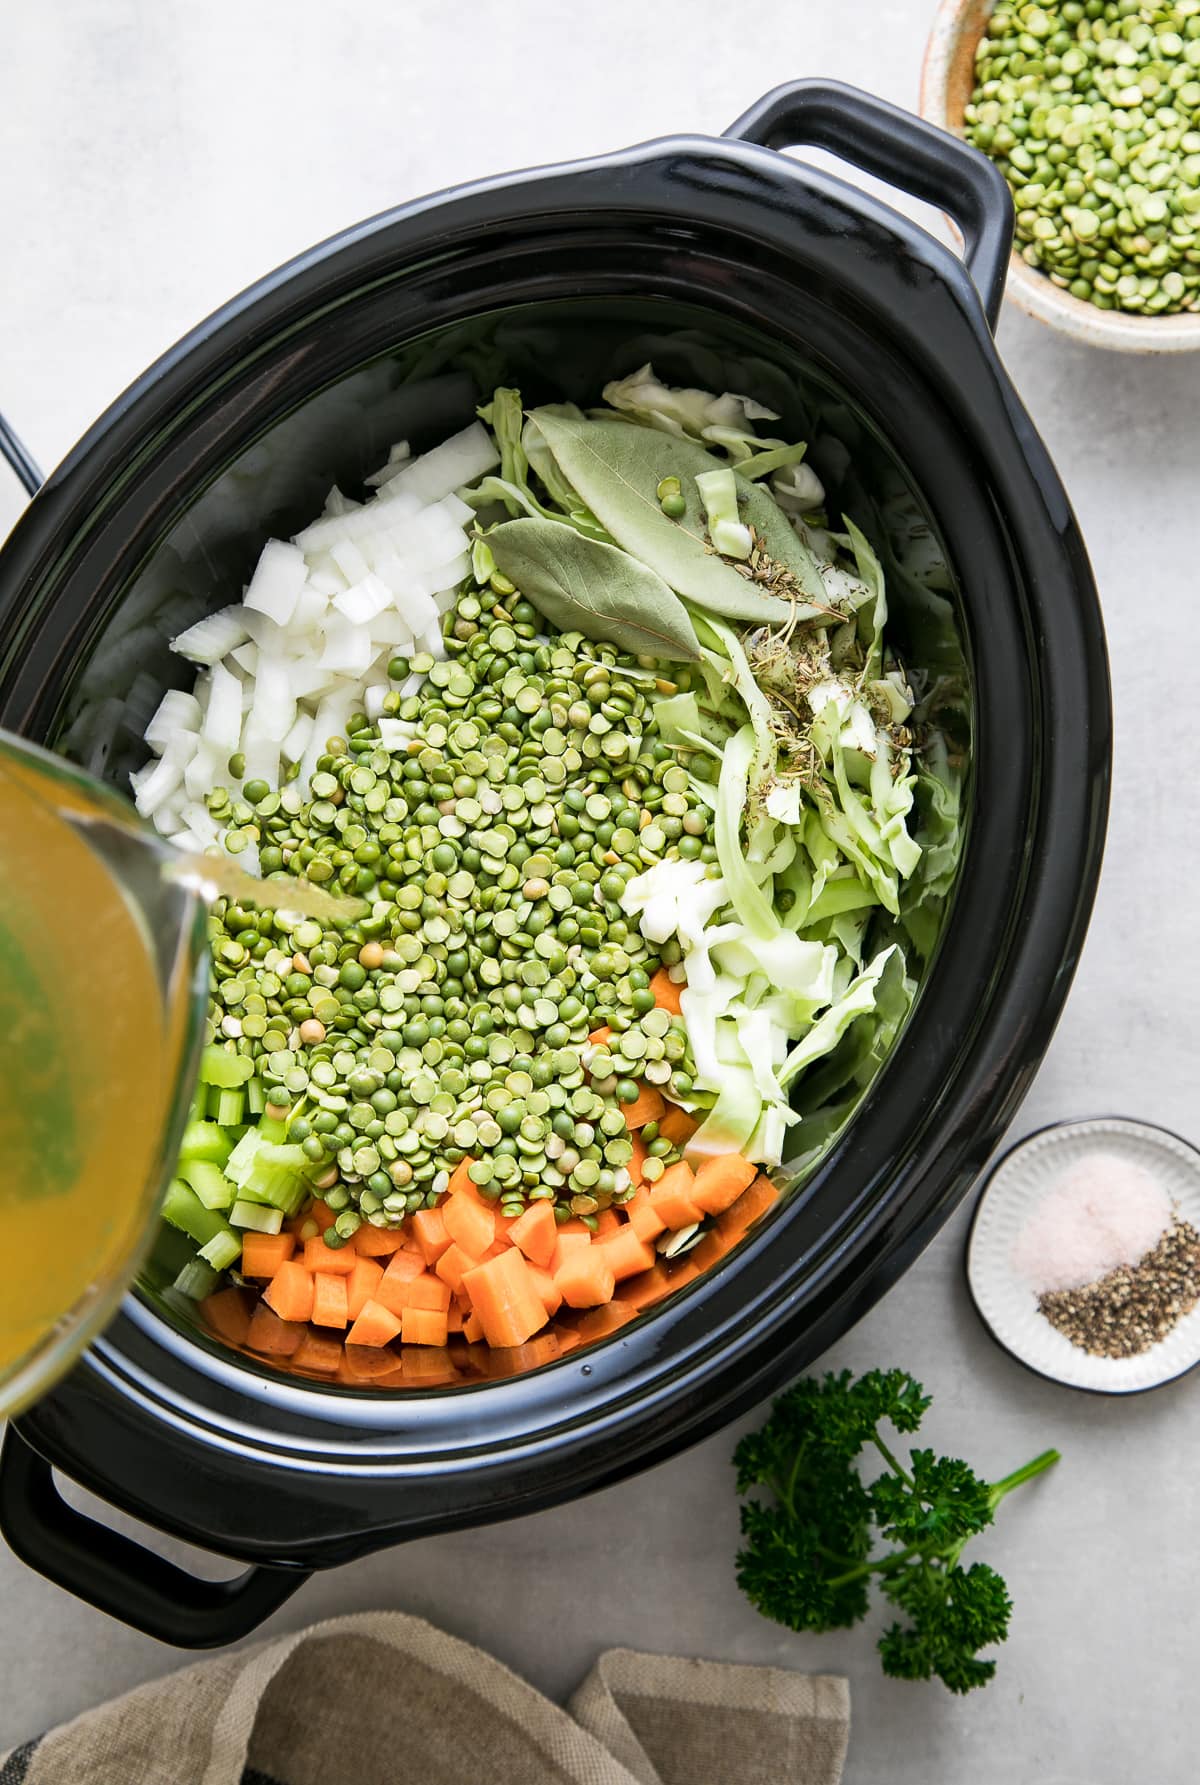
[1,3,1197,1779]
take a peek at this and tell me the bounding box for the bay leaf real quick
[531,410,833,623]
[487,517,701,661]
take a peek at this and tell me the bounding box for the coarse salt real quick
[1011,1151,1172,1294]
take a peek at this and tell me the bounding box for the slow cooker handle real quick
[724,80,1014,334]
[0,410,43,497]
[0,1425,310,1647]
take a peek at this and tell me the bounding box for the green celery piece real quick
[198,1046,254,1089]
[245,1077,266,1116]
[238,1165,308,1216]
[177,1157,236,1211]
[174,1258,220,1301]
[178,1120,235,1166]
[215,1087,245,1127]
[197,1229,243,1272]
[162,1179,235,1250]
[229,1200,285,1235]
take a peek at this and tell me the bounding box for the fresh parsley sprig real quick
[734,1369,1059,1693]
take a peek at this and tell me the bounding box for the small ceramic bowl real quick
[920,0,1200,352]
[967,1118,1200,1394]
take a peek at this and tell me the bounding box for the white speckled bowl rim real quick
[967,1118,1200,1394]
[920,0,1200,353]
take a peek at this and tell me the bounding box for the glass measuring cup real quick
[0,729,210,1417]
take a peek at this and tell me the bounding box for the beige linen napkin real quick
[0,1611,849,1785]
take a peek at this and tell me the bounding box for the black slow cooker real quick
[0,81,1110,1648]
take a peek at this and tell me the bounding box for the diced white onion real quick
[363,684,388,721]
[202,661,243,754]
[333,574,392,625]
[230,642,259,675]
[144,688,200,751]
[384,422,498,504]
[243,539,307,627]
[329,539,371,585]
[171,606,249,666]
[281,711,314,763]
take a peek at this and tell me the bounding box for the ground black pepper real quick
[1038,1219,1200,1359]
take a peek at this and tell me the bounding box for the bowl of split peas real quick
[922,0,1200,350]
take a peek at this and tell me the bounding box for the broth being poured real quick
[0,734,363,1412]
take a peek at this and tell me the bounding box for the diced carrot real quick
[555,1249,616,1309]
[554,1327,585,1356]
[402,1346,460,1386]
[663,1255,702,1292]
[626,1133,648,1186]
[481,1239,508,1261]
[556,1216,592,1237]
[302,1235,356,1276]
[402,1306,449,1347]
[575,1301,636,1341]
[691,1152,759,1217]
[716,1174,779,1241]
[311,1271,349,1330]
[306,1199,336,1233]
[526,1261,564,1317]
[508,1201,558,1268]
[411,1206,452,1266]
[689,1228,734,1272]
[484,1333,561,1376]
[659,1105,699,1148]
[615,1262,674,1310]
[442,1192,495,1259]
[346,1297,402,1347]
[292,1329,343,1374]
[463,1311,486,1344]
[462,1249,549,1348]
[620,1084,666,1130]
[435,1243,479,1297]
[588,1025,613,1047]
[409,1273,451,1312]
[492,1210,516,1243]
[202,1287,252,1347]
[353,1224,410,1257]
[240,1232,295,1278]
[382,1246,426,1284]
[446,1157,478,1200]
[245,1304,306,1356]
[601,1226,658,1283]
[263,1260,314,1324]
[649,968,683,1015]
[594,1208,621,1237]
[445,1303,466,1335]
[345,1255,384,1322]
[341,1343,400,1379]
[550,1230,592,1274]
[626,1186,667,1243]
[649,1160,703,1229]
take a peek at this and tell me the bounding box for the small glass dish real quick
[966,1118,1200,1395]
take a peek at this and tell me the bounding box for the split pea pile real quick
[201,581,712,1245]
[964,1,1200,315]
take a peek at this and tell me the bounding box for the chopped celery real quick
[245,1076,266,1115]
[174,1258,220,1300]
[162,1179,236,1250]
[178,1157,236,1211]
[178,1120,234,1166]
[198,1045,254,1089]
[236,1165,308,1216]
[230,1199,285,1234]
[215,1087,245,1127]
[197,1229,243,1272]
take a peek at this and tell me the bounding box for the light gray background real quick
[1,3,1195,1780]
